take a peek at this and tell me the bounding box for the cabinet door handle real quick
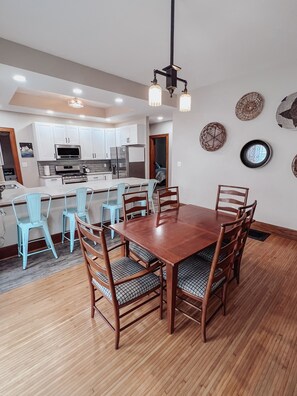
[51,178,58,181]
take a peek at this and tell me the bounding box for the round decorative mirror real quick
[240,140,272,168]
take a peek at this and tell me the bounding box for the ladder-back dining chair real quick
[101,183,129,239]
[122,190,159,267]
[215,185,249,214]
[163,214,246,342]
[76,215,163,349]
[157,186,179,212]
[62,187,94,253]
[197,200,257,284]
[12,193,58,270]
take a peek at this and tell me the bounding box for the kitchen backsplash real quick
[38,159,111,176]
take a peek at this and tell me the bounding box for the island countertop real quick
[0,178,149,207]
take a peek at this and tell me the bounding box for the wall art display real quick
[199,122,226,152]
[292,155,297,177]
[235,92,264,121]
[19,142,34,158]
[276,92,297,129]
[240,140,272,168]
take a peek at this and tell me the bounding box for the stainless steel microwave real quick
[55,144,81,160]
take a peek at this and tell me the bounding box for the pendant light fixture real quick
[68,97,84,109]
[149,0,191,112]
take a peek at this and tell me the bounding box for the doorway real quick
[0,127,23,184]
[149,134,169,188]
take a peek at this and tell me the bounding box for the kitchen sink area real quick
[2,183,19,189]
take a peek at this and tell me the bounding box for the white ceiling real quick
[0,0,297,123]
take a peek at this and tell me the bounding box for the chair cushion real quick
[163,256,225,299]
[129,242,158,265]
[196,243,216,262]
[92,257,160,305]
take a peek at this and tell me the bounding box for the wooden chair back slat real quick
[206,215,246,295]
[157,186,180,212]
[76,215,117,297]
[215,185,249,215]
[123,191,149,220]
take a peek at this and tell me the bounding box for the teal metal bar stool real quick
[140,179,158,214]
[12,193,58,270]
[101,183,129,239]
[62,187,94,252]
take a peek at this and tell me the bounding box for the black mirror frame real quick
[240,140,272,168]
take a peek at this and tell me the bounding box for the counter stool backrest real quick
[106,183,130,205]
[12,193,51,224]
[64,187,93,216]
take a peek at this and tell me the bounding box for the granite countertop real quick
[87,171,112,175]
[0,178,148,207]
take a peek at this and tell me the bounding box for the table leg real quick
[166,263,178,334]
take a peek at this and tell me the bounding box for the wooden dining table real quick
[110,204,234,334]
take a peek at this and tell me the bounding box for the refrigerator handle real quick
[112,164,117,175]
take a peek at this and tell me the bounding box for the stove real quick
[55,165,87,184]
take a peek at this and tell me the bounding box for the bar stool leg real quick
[42,222,58,259]
[110,207,116,239]
[62,214,66,244]
[21,227,29,270]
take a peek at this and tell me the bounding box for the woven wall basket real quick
[200,122,227,151]
[276,92,297,129]
[235,92,264,121]
[292,155,297,177]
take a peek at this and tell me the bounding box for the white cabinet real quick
[92,128,105,159]
[116,124,145,145]
[39,177,62,187]
[33,123,56,160]
[105,129,116,159]
[87,174,107,181]
[53,125,80,145]
[80,127,105,160]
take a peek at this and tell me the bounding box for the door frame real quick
[149,134,169,187]
[0,127,23,184]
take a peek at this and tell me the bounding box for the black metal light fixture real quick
[149,0,191,112]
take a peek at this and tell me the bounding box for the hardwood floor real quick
[0,234,296,395]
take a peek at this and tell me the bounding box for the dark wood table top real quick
[111,204,234,267]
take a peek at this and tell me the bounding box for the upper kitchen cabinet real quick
[105,129,116,159]
[53,125,80,145]
[79,127,105,160]
[32,123,56,160]
[116,124,146,146]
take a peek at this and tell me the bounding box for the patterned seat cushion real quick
[92,257,160,305]
[196,241,228,262]
[129,242,158,265]
[163,256,225,299]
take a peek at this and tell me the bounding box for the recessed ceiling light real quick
[13,75,26,82]
[105,118,111,122]
[115,98,123,103]
[73,88,82,95]
[46,110,54,114]
[79,114,85,118]
[157,116,164,121]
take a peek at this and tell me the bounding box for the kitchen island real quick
[0,178,149,252]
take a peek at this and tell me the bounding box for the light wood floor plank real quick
[0,234,296,395]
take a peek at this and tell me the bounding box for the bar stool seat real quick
[12,193,58,270]
[62,187,94,252]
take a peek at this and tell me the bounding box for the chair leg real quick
[110,208,116,239]
[21,227,29,270]
[69,216,76,253]
[62,214,66,244]
[100,205,104,228]
[151,199,155,214]
[114,307,120,350]
[222,284,228,316]
[90,286,95,318]
[160,267,163,320]
[42,222,58,259]
[17,224,21,257]
[201,302,207,343]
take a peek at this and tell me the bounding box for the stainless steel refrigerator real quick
[110,146,145,179]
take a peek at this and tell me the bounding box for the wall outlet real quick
[104,163,107,167]
[177,161,182,167]
[22,162,28,168]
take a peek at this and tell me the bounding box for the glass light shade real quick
[179,92,191,112]
[149,83,162,106]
